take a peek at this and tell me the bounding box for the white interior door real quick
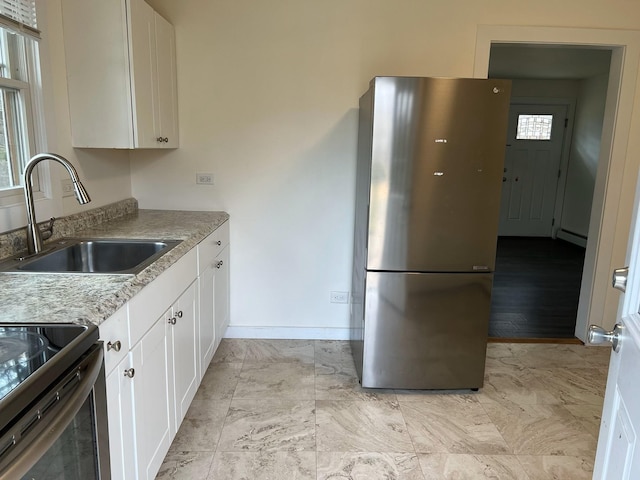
[591,183,640,478]
[499,104,567,236]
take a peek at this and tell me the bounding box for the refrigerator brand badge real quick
[434,138,447,143]
[473,265,490,271]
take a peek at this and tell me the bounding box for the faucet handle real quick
[39,217,55,241]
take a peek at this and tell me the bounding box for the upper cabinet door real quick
[62,0,135,148]
[62,0,179,149]
[154,13,179,148]
[128,0,158,148]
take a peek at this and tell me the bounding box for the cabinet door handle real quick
[163,137,168,142]
[106,340,121,352]
[156,137,164,143]
[216,260,223,269]
[175,310,183,318]
[215,240,222,246]
[123,368,135,378]
[168,317,177,325]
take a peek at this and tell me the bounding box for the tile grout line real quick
[208,340,249,475]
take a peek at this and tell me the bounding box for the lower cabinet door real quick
[214,245,230,351]
[105,356,136,480]
[169,281,199,430]
[131,315,173,480]
[198,263,216,381]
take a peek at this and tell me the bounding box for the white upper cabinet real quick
[62,0,179,149]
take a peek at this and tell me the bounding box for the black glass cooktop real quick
[0,323,98,433]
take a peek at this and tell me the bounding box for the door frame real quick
[474,26,640,342]
[505,98,576,239]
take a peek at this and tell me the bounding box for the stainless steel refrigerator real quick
[350,76,511,389]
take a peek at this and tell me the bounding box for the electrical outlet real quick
[196,172,214,185]
[61,178,74,197]
[330,291,349,304]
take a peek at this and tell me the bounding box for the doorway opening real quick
[475,28,640,344]
[485,43,612,340]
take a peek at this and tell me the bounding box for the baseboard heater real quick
[557,228,587,247]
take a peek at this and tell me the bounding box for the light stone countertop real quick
[0,208,229,326]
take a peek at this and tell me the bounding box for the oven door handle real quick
[0,345,104,479]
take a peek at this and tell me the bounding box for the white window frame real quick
[0,1,46,210]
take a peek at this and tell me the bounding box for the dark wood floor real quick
[489,236,586,339]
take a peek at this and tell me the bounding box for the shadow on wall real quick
[231,107,361,329]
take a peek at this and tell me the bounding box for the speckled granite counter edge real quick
[82,210,230,325]
[0,199,229,327]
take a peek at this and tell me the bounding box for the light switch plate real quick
[196,172,214,185]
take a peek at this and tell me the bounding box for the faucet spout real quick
[23,153,91,255]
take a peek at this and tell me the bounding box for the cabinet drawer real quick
[99,305,130,375]
[198,221,229,275]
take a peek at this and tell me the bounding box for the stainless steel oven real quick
[0,323,110,479]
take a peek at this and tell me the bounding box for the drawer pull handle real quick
[107,340,121,352]
[216,240,222,246]
[124,368,135,378]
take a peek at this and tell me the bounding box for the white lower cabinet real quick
[167,281,199,430]
[197,221,230,379]
[101,222,229,480]
[214,245,230,353]
[198,259,216,378]
[105,355,135,480]
[101,306,136,479]
[126,281,198,480]
[131,315,173,480]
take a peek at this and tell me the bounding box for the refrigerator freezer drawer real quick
[361,271,492,389]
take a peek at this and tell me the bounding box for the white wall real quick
[561,73,609,238]
[126,0,640,337]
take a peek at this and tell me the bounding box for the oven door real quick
[0,343,110,479]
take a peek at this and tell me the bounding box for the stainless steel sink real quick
[0,238,182,274]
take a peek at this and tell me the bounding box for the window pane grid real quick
[0,3,37,194]
[516,114,553,140]
[0,91,9,188]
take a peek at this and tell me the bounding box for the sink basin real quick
[1,238,181,274]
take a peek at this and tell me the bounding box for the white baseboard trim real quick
[557,229,588,248]
[224,326,351,340]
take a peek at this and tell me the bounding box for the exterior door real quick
[499,104,567,236]
[592,190,640,478]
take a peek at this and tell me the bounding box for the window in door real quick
[515,114,553,140]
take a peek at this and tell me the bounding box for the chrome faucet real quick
[23,153,91,255]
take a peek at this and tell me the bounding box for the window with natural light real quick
[0,0,40,194]
[516,114,553,141]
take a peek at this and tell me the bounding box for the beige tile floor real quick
[156,339,610,480]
